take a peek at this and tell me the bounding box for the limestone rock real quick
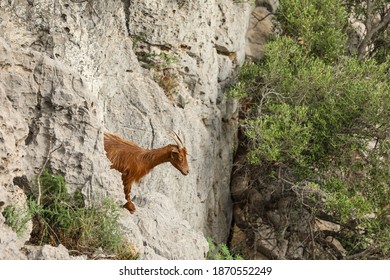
[245,1,277,60]
[0,37,119,201]
[0,0,251,259]
[325,236,347,257]
[315,218,341,233]
[25,244,87,260]
[0,189,29,260]
[0,93,30,259]
[121,192,208,260]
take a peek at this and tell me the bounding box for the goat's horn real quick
[170,130,184,149]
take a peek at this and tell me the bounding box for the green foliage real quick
[138,51,178,71]
[234,0,390,258]
[241,37,389,170]
[233,0,256,6]
[228,62,263,100]
[277,0,348,62]
[245,103,312,165]
[2,204,32,237]
[131,32,149,49]
[136,50,179,99]
[158,52,178,69]
[207,238,244,260]
[28,170,137,259]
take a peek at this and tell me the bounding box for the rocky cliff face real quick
[0,0,251,259]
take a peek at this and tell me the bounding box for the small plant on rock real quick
[2,204,32,237]
[207,238,244,260]
[26,169,138,259]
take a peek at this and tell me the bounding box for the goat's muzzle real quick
[182,169,189,176]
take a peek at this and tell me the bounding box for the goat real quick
[103,131,189,214]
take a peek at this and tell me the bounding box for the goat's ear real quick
[170,146,180,156]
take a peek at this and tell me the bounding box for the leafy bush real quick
[277,0,347,62]
[33,169,137,259]
[231,0,390,258]
[238,44,385,169]
[245,102,311,165]
[3,169,137,259]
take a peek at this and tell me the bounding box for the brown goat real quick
[103,131,189,214]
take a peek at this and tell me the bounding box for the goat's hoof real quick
[123,201,136,214]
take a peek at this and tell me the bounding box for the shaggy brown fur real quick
[104,132,189,214]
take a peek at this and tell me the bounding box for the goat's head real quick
[169,131,189,176]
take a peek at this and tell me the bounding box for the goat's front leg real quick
[123,200,136,214]
[122,173,136,214]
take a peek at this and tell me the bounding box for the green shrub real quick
[232,0,389,258]
[27,169,137,259]
[245,103,312,165]
[238,38,389,170]
[207,238,243,260]
[277,0,347,62]
[2,204,32,237]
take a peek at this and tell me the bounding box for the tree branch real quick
[358,3,390,60]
